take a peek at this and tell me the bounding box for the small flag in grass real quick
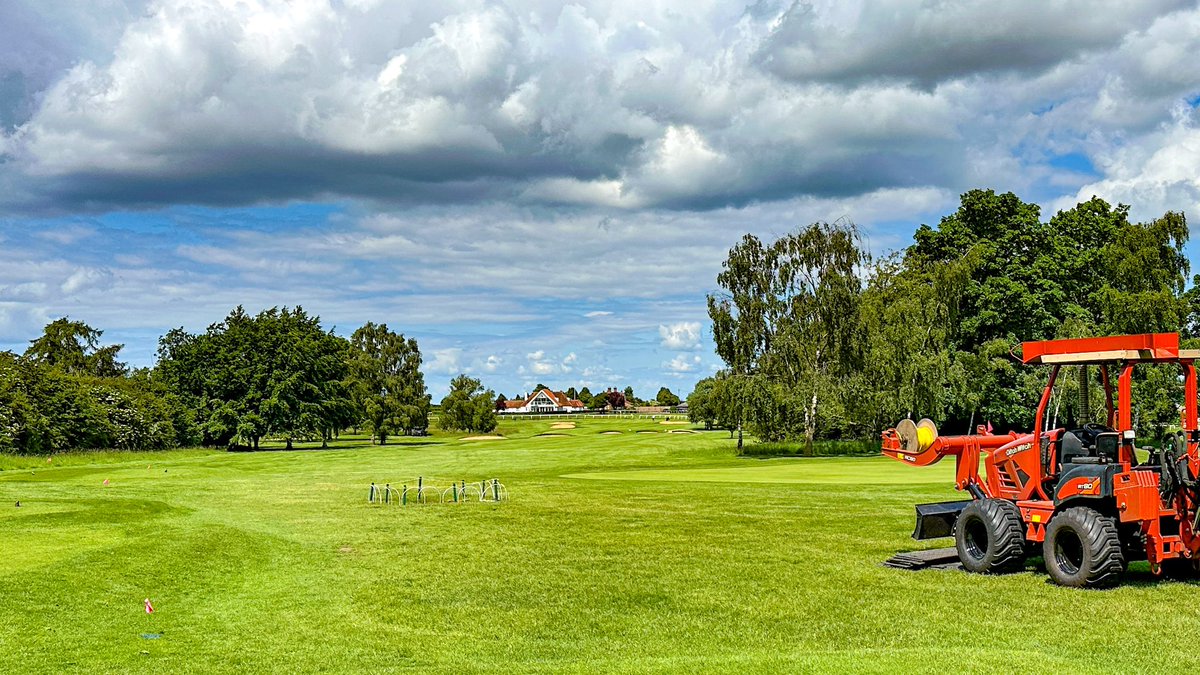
[144,598,154,614]
[47,456,52,463]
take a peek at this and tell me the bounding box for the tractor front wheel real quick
[1043,506,1124,588]
[954,499,1026,574]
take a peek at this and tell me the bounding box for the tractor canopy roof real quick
[1021,332,1200,365]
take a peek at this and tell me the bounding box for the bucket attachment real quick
[912,500,972,540]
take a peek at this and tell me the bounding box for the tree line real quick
[495,385,681,409]
[0,307,498,454]
[690,190,1197,447]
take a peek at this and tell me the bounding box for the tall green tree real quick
[438,375,498,433]
[907,192,1189,430]
[24,318,126,377]
[346,322,429,445]
[1096,211,1189,334]
[656,387,680,406]
[707,221,868,446]
[156,306,352,449]
[687,377,717,429]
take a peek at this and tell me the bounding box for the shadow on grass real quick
[741,439,881,458]
[228,440,444,453]
[893,552,1200,589]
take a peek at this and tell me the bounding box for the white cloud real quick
[665,353,702,373]
[659,321,701,350]
[1053,115,1200,222]
[427,347,463,375]
[4,0,1200,406]
[35,224,95,245]
[8,0,1189,213]
[60,267,113,295]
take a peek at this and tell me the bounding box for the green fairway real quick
[566,456,956,484]
[3,417,1199,673]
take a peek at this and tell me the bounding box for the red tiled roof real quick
[507,389,586,409]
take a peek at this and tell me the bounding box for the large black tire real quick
[955,499,1026,574]
[1043,506,1125,588]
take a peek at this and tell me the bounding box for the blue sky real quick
[3,1,1200,399]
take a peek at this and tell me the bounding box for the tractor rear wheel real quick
[1043,506,1124,588]
[954,499,1026,574]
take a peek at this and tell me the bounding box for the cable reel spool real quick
[896,418,939,453]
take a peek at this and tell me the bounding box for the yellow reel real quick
[896,418,939,453]
[916,418,938,451]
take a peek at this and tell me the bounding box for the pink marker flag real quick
[103,479,109,485]
[144,598,154,614]
[986,421,994,434]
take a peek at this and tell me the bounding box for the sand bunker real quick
[600,431,622,435]
[550,422,576,429]
[537,433,569,438]
[660,421,690,425]
[635,430,660,434]
[668,429,699,434]
[461,435,505,441]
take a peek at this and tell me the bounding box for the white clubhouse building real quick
[500,389,586,414]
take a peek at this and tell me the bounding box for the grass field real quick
[3,417,1200,673]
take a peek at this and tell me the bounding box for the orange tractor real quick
[883,333,1200,588]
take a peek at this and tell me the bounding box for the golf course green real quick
[3,417,1198,673]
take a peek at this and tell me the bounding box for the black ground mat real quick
[883,547,962,571]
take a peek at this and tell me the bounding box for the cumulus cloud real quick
[60,267,113,295]
[1054,115,1200,223]
[427,347,463,375]
[759,0,1189,87]
[3,0,1200,402]
[665,353,702,373]
[659,322,701,350]
[6,0,1191,213]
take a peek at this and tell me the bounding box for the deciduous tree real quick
[346,322,430,445]
[439,375,498,433]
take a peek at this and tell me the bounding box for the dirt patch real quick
[461,435,505,441]
[660,421,690,425]
[550,422,576,429]
[338,546,355,554]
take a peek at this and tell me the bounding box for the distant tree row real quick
[698,190,1197,448]
[0,308,470,454]
[502,385,680,408]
